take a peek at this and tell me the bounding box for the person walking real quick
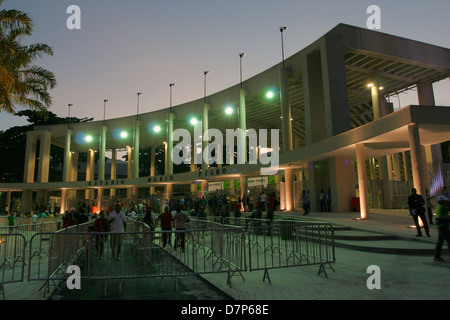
[108,206,127,260]
[144,210,156,231]
[408,188,430,237]
[319,189,326,212]
[302,190,309,216]
[94,210,109,260]
[7,212,15,233]
[173,206,189,251]
[433,195,450,262]
[266,206,274,236]
[159,209,173,248]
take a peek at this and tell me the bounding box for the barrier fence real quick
[0,217,335,299]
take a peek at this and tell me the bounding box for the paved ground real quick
[4,208,450,302]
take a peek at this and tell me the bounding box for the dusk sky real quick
[1,0,449,131]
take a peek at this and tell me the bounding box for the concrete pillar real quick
[202,102,210,170]
[417,83,435,106]
[418,82,443,196]
[164,142,168,175]
[63,129,72,182]
[167,112,175,175]
[110,149,117,197]
[320,34,351,137]
[371,84,382,121]
[23,131,37,183]
[97,187,103,212]
[284,169,294,211]
[150,145,156,195]
[387,154,394,180]
[21,190,33,214]
[60,189,67,214]
[201,181,208,197]
[403,151,413,182]
[280,67,293,152]
[127,146,132,199]
[85,149,95,200]
[329,157,355,212]
[70,151,78,182]
[356,144,369,219]
[408,123,426,196]
[239,89,247,163]
[166,184,173,201]
[37,131,51,183]
[378,156,391,209]
[127,146,132,179]
[98,125,107,181]
[133,120,141,179]
[392,154,401,181]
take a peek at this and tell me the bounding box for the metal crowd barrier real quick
[0,234,26,299]
[27,220,247,295]
[247,220,335,283]
[1,217,336,299]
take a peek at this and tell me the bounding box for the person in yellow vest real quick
[434,195,450,262]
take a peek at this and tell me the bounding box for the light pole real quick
[280,26,287,67]
[169,83,175,113]
[103,99,108,125]
[239,53,245,88]
[204,71,210,103]
[68,104,73,129]
[136,92,142,119]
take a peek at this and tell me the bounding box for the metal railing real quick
[1,217,335,299]
[0,234,26,299]
[246,220,335,283]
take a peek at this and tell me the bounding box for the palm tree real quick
[0,0,56,114]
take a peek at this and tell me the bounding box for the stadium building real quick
[1,24,450,219]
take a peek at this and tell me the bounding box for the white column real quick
[133,120,141,178]
[408,124,426,196]
[418,82,442,196]
[167,112,175,175]
[239,88,247,163]
[202,102,210,170]
[63,129,72,182]
[38,130,51,183]
[23,131,37,183]
[127,146,132,179]
[85,149,95,200]
[150,145,156,195]
[280,67,292,152]
[371,84,382,121]
[110,149,117,197]
[284,169,294,212]
[356,143,369,219]
[98,125,107,181]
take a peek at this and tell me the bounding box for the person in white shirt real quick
[108,206,127,260]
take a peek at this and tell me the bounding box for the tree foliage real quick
[0,110,93,182]
[0,0,56,113]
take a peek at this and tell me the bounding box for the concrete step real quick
[332,226,441,255]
